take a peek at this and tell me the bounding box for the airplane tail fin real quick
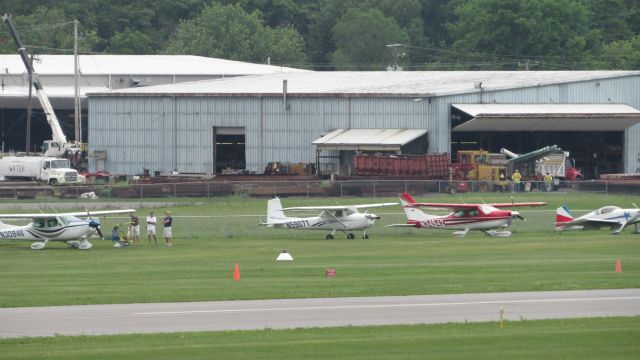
[267,197,287,224]
[400,197,430,222]
[555,205,574,230]
[401,192,416,205]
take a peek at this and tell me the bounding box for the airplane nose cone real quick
[365,214,381,220]
[512,211,524,220]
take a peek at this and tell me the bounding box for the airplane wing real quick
[403,203,480,210]
[560,217,621,228]
[283,203,397,211]
[488,202,547,208]
[0,209,136,219]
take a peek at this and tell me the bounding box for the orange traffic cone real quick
[615,258,622,273]
[233,263,241,281]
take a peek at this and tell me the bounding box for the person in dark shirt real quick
[163,211,173,246]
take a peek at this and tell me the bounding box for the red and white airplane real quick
[389,193,546,237]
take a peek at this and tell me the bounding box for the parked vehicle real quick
[0,156,81,184]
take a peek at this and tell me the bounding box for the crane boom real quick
[3,14,74,156]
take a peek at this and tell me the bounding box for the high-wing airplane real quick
[555,205,640,234]
[0,209,136,249]
[260,197,397,239]
[389,193,546,237]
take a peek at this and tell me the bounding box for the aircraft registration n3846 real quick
[0,209,135,249]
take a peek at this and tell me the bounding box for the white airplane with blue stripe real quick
[555,205,640,234]
[0,209,135,249]
[260,197,397,239]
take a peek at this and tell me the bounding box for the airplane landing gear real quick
[347,233,355,239]
[362,234,369,239]
[326,234,334,240]
[30,242,46,250]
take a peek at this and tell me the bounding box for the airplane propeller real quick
[364,214,381,220]
[86,209,103,239]
[510,197,525,220]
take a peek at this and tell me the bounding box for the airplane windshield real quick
[453,210,466,217]
[50,160,71,169]
[596,206,620,215]
[57,216,72,225]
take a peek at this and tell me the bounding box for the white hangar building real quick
[0,54,305,152]
[87,71,640,178]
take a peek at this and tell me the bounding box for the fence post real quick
[207,182,210,199]
[605,180,608,194]
[373,180,376,198]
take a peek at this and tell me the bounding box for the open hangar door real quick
[212,127,245,174]
[451,104,640,179]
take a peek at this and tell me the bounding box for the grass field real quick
[1,317,638,360]
[1,192,639,307]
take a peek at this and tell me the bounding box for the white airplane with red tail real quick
[389,193,546,237]
[555,205,640,234]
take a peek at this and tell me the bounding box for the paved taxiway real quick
[1,289,639,338]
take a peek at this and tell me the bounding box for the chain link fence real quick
[0,179,623,202]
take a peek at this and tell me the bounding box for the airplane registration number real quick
[420,219,445,228]
[0,229,25,238]
[286,220,310,228]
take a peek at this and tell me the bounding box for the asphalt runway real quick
[1,289,639,338]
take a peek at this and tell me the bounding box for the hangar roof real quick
[95,70,640,97]
[452,104,640,131]
[312,128,428,151]
[0,54,307,75]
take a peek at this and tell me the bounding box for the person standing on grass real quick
[543,172,554,192]
[163,210,173,246]
[511,169,522,192]
[129,213,140,244]
[146,211,157,244]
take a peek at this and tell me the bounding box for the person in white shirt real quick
[146,211,157,245]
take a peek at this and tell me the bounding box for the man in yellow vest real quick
[543,172,553,192]
[511,169,522,192]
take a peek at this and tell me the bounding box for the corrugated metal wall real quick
[88,74,640,174]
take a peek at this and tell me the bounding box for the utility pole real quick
[73,19,80,143]
[26,53,33,154]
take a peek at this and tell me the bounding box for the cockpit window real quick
[33,219,45,228]
[453,210,466,217]
[47,218,59,227]
[596,206,620,215]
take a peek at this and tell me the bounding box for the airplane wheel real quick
[347,233,355,239]
[326,234,334,240]
[363,234,369,239]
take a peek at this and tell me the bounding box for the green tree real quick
[164,2,307,65]
[0,6,98,55]
[331,8,409,70]
[448,0,600,69]
[107,28,156,54]
[599,36,640,69]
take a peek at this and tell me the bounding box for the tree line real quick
[0,0,638,70]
